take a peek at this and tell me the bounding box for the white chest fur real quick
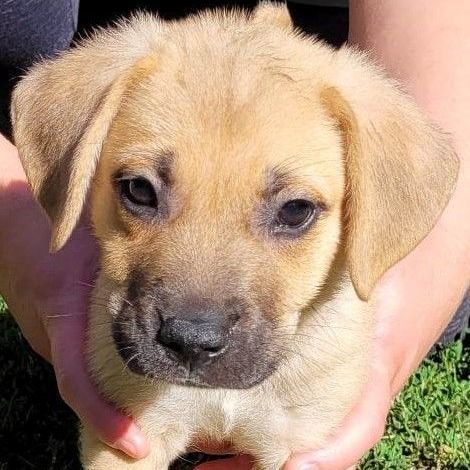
[81,275,372,470]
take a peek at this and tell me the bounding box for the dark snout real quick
[157,308,238,367]
[113,280,280,388]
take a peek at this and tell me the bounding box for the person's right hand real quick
[0,134,150,459]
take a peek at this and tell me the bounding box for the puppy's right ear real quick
[11,16,162,251]
[321,50,459,300]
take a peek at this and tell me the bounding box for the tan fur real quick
[11,3,458,470]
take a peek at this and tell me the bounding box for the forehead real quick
[105,48,345,203]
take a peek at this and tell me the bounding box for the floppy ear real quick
[322,51,459,300]
[11,15,162,252]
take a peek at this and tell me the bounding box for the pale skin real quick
[0,1,469,469]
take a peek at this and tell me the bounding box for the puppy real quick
[11,3,458,470]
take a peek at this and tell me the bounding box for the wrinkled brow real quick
[156,152,174,186]
[264,168,295,198]
[263,164,330,209]
[114,150,175,185]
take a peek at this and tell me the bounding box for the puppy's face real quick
[12,6,458,390]
[92,63,345,388]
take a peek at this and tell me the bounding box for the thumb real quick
[48,314,150,459]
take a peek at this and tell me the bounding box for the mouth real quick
[111,306,281,389]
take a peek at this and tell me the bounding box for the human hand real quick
[284,210,469,469]
[0,135,150,459]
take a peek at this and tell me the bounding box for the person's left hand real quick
[0,136,150,459]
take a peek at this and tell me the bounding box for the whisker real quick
[45,312,88,318]
[77,280,96,288]
[121,352,141,375]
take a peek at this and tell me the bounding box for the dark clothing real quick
[0,0,78,70]
[0,0,78,135]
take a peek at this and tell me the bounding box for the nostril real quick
[161,340,185,356]
[202,343,226,356]
[157,321,186,357]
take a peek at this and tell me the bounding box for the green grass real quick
[1,298,469,469]
[361,341,469,469]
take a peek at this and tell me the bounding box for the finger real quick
[48,315,150,459]
[195,455,253,470]
[284,366,391,470]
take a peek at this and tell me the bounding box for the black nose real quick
[157,313,233,366]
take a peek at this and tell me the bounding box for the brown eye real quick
[277,199,315,228]
[121,177,157,207]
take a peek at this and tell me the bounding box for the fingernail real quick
[299,464,319,470]
[115,431,149,459]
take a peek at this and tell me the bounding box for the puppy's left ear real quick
[11,16,161,251]
[322,51,459,300]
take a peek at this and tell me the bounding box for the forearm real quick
[0,133,51,295]
[349,0,470,170]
